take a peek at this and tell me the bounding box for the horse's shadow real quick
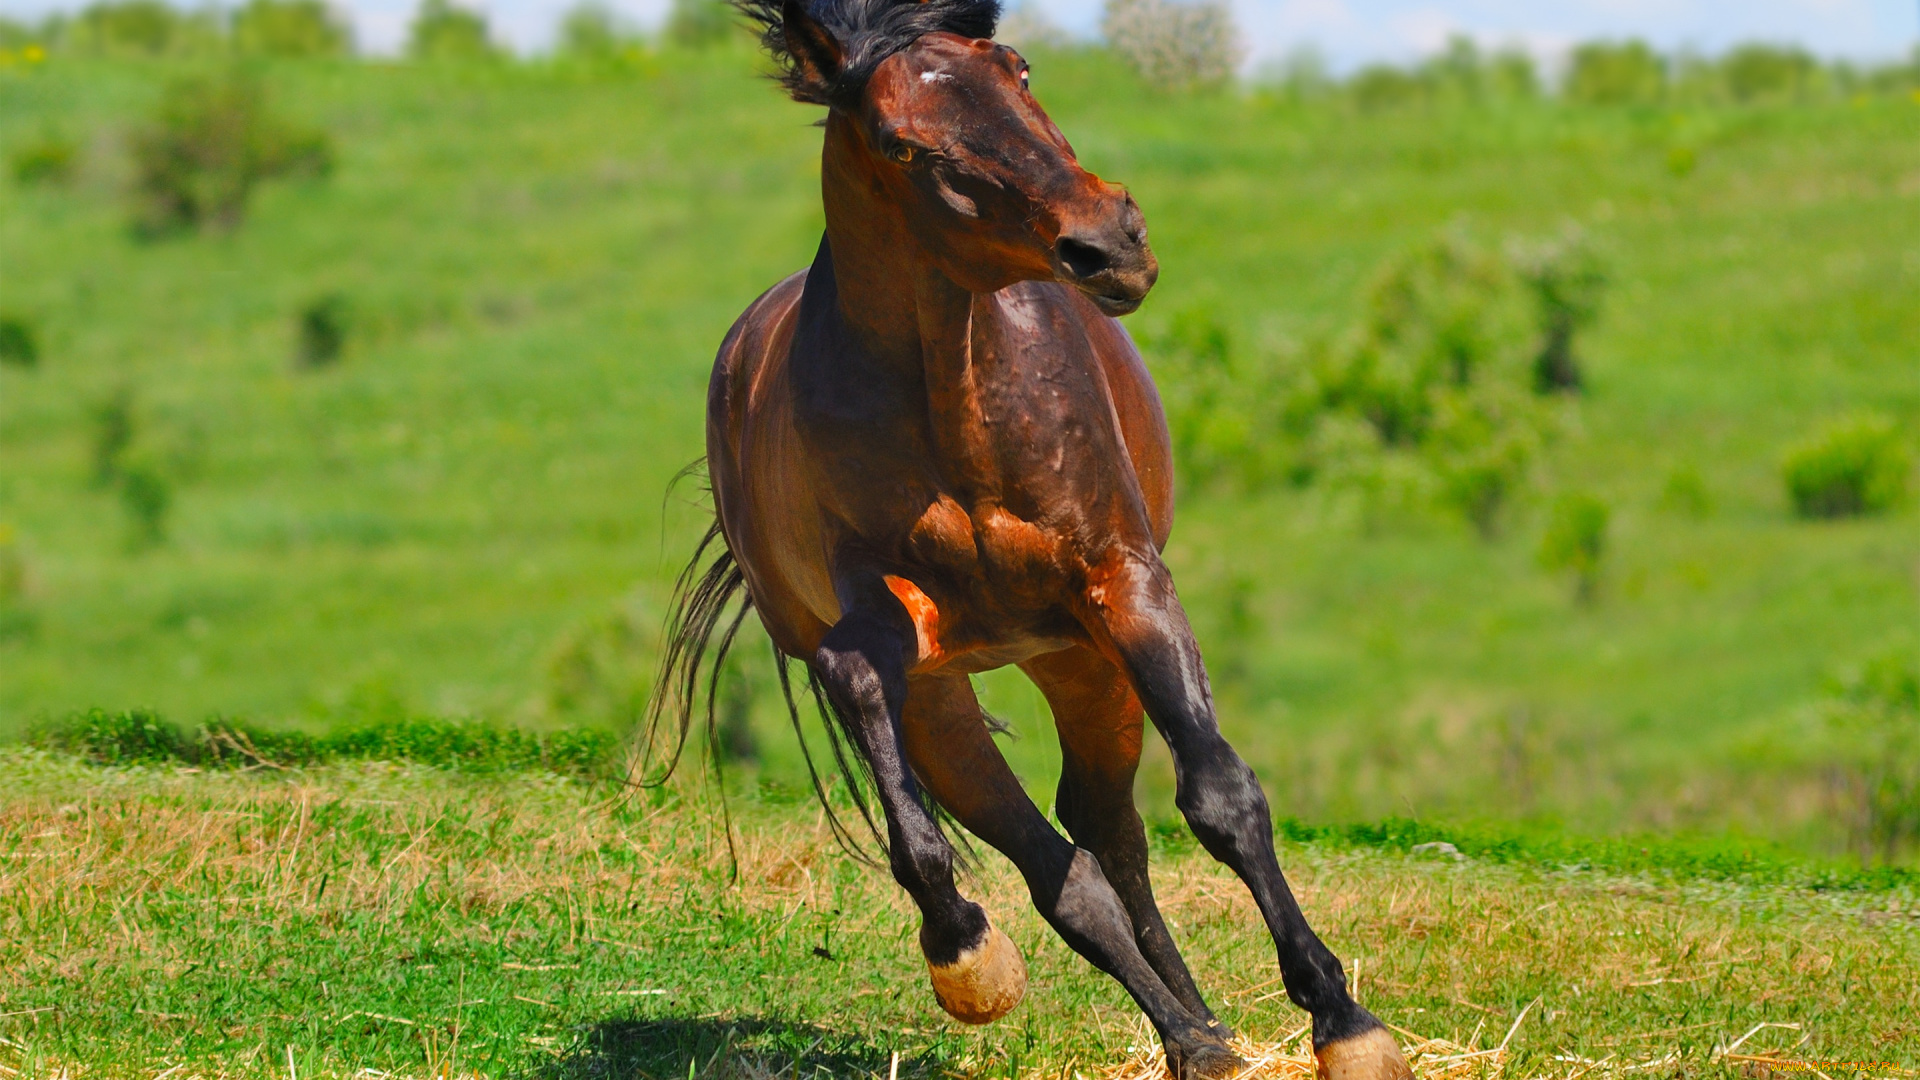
[538,1014,942,1080]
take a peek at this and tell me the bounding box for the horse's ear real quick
[780,0,843,101]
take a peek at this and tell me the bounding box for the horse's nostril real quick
[1057,236,1111,280]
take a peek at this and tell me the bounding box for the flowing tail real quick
[640,464,887,864]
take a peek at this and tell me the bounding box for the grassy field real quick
[2,746,1917,1078]
[2,46,1919,857]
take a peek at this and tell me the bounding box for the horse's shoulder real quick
[1008,282,1174,547]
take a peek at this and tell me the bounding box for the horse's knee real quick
[1175,744,1272,860]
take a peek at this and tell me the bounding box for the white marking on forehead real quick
[920,70,954,83]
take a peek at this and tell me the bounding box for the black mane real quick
[734,0,1002,107]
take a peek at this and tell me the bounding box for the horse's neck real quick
[820,120,1008,502]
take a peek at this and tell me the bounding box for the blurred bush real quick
[1565,39,1666,105]
[0,315,39,369]
[295,293,349,368]
[666,0,733,48]
[9,129,79,187]
[1509,224,1606,393]
[1144,227,1573,539]
[1821,647,1920,864]
[1781,414,1910,519]
[232,0,352,57]
[1538,492,1609,603]
[119,457,172,549]
[1101,0,1242,90]
[408,0,499,61]
[1658,463,1712,517]
[89,388,135,486]
[1720,43,1819,103]
[128,70,333,235]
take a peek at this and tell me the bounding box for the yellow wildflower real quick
[23,44,46,63]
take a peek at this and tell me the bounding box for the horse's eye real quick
[1019,69,1030,90]
[891,144,915,164]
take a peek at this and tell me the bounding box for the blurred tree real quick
[1348,64,1426,111]
[1102,0,1243,90]
[232,0,353,56]
[1257,45,1333,104]
[666,0,733,48]
[559,1,647,61]
[1565,39,1666,105]
[1509,224,1606,393]
[1485,48,1539,100]
[408,0,498,61]
[67,0,222,56]
[129,70,333,235]
[1720,43,1819,103]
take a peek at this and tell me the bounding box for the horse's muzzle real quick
[1054,192,1158,316]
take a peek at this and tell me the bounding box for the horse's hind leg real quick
[1082,557,1413,1080]
[1021,646,1229,1037]
[899,673,1245,1080]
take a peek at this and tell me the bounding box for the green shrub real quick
[1508,224,1606,394]
[1781,414,1910,519]
[1658,463,1712,517]
[0,315,38,369]
[232,0,352,56]
[1720,43,1818,103]
[89,388,134,486]
[1822,647,1920,864]
[9,129,78,187]
[1565,40,1666,105]
[1348,64,1425,111]
[119,458,172,549]
[129,71,334,235]
[408,0,498,61]
[1538,492,1609,603]
[295,293,348,367]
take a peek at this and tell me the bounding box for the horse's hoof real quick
[1171,1039,1247,1080]
[926,921,1026,1024]
[1315,1027,1413,1080]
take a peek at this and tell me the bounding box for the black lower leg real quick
[1057,762,1229,1034]
[812,612,985,959]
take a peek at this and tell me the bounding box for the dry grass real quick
[1,751,1916,1079]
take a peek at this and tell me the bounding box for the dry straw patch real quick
[2,756,1917,1079]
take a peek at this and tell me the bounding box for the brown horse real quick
[652,0,1413,1077]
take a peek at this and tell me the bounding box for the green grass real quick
[2,748,1916,1078]
[2,49,1919,859]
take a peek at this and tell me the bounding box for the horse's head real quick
[751,0,1158,315]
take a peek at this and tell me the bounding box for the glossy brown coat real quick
[675,6,1413,1079]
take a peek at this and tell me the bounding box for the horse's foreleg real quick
[899,674,1244,1080]
[1020,646,1230,1037]
[810,606,1023,1024]
[1084,557,1413,1080]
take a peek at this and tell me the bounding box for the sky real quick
[4,0,1916,66]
